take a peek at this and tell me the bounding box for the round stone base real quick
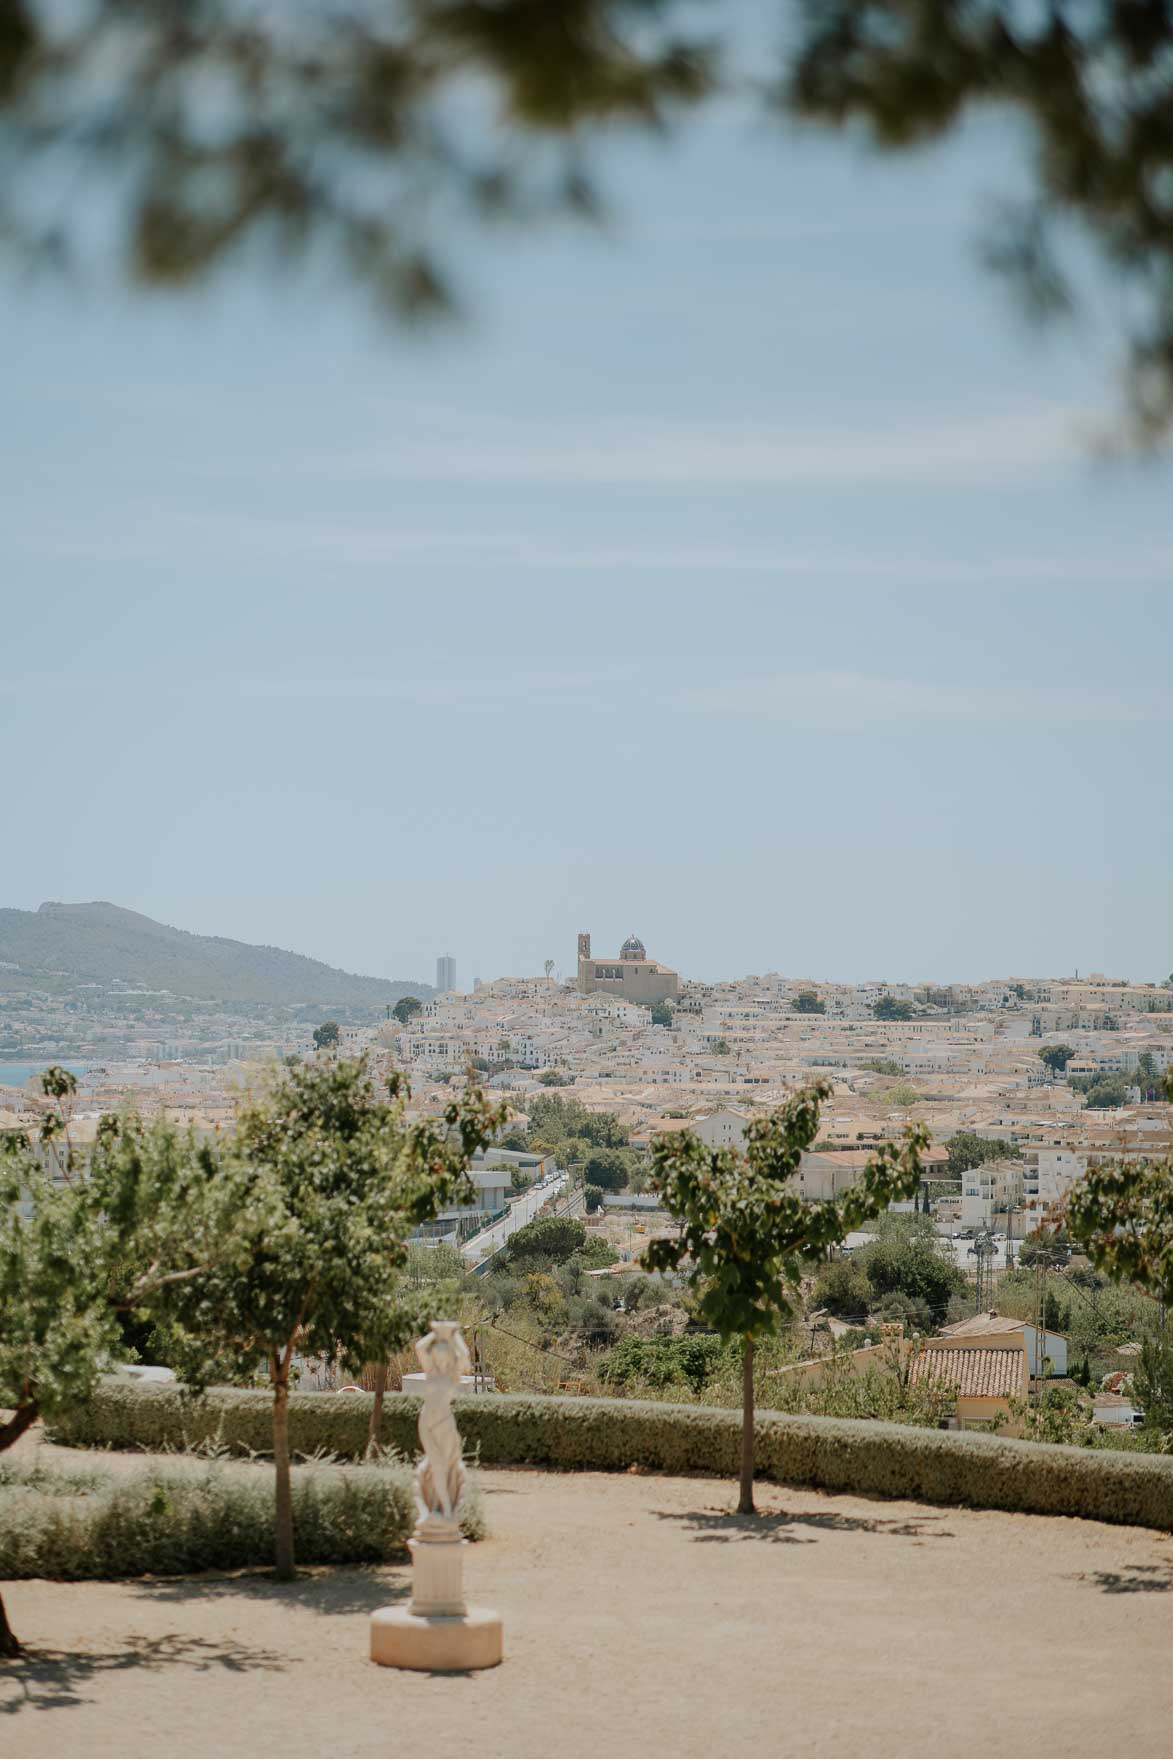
[370,1605,503,1672]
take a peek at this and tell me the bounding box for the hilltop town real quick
[6,926,1171,1257]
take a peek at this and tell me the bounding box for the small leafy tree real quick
[1038,1043,1075,1074]
[650,999,674,1027]
[0,1071,118,1654]
[584,1183,604,1214]
[505,1215,587,1266]
[392,995,423,1025]
[945,1131,1022,1179]
[583,1149,629,1193]
[873,996,915,1020]
[312,1020,339,1050]
[643,1083,927,1514]
[122,1057,501,1578]
[791,990,825,1014]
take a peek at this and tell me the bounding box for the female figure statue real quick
[414,1320,471,1529]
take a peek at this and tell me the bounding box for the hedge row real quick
[0,1453,467,1580]
[47,1381,1173,1533]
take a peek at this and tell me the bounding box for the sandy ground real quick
[3,1455,1173,1759]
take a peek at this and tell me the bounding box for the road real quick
[460,1172,568,1265]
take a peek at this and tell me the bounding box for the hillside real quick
[0,902,431,1008]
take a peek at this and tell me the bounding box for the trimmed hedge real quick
[47,1381,1173,1533]
[0,1454,449,1580]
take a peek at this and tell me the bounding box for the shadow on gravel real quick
[132,1564,411,1618]
[1,1632,284,1716]
[653,1507,955,1545]
[1084,1565,1173,1594]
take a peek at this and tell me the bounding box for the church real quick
[576,932,680,1004]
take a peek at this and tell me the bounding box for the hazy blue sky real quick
[3,98,1171,989]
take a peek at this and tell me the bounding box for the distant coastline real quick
[0,1061,88,1090]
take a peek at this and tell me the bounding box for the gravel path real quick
[4,1461,1172,1757]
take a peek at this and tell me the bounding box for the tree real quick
[543,959,555,981]
[526,1094,628,1149]
[0,1068,218,1650]
[583,1183,604,1215]
[874,1082,922,1108]
[643,1082,927,1514]
[1133,1328,1173,1432]
[873,996,915,1021]
[0,1071,120,1654]
[855,1221,964,1322]
[504,1215,587,1266]
[792,991,826,1015]
[945,1131,1022,1179]
[812,1257,873,1321]
[5,6,1173,437]
[583,1149,629,1194]
[118,1057,501,1579]
[650,999,674,1027]
[1135,1052,1160,1098]
[1067,1156,1173,1311]
[312,1020,339,1051]
[860,1058,903,1076]
[711,1038,731,1056]
[392,995,422,1025]
[1038,1043,1075,1074]
[1072,1074,1130,1109]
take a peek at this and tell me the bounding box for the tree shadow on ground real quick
[653,1506,955,1545]
[1082,1564,1173,1594]
[131,1563,411,1618]
[1,1632,284,1716]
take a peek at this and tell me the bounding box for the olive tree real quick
[111,1057,501,1579]
[643,1082,927,1515]
[0,1069,197,1653]
[0,1072,120,1654]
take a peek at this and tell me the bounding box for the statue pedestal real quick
[370,1527,503,1672]
[370,1603,503,1672]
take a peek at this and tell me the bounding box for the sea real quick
[0,1061,88,1090]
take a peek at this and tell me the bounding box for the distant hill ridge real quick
[0,901,431,1008]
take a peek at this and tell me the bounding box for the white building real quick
[691,1107,750,1151]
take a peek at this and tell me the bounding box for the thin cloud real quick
[688,670,1173,726]
[336,402,1088,489]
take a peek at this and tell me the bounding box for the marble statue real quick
[414,1320,472,1531]
[369,1318,503,1670]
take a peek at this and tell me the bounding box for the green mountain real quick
[0,902,431,1009]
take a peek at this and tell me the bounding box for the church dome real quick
[620,934,647,962]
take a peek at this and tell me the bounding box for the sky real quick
[2,92,1171,991]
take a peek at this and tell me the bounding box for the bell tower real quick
[577,932,591,993]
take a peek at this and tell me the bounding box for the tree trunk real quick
[738,1335,755,1517]
[367,1363,388,1457]
[0,1589,20,1659]
[272,1368,295,1580]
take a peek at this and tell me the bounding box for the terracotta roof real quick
[908,1346,1027,1399]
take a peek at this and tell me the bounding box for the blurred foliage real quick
[1067,1154,1173,1307]
[1,3,1172,433]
